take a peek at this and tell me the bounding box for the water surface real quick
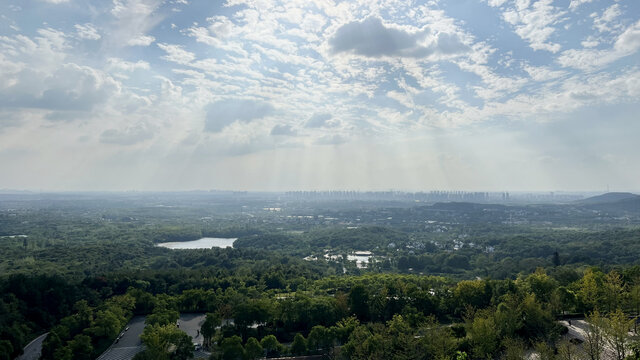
[157,237,236,249]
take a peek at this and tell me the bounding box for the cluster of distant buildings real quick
[282,190,587,203]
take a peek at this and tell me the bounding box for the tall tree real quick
[467,310,499,360]
[584,310,606,360]
[200,313,220,349]
[605,308,634,360]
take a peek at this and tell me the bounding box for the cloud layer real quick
[0,0,639,191]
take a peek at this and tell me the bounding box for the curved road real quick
[96,316,146,360]
[16,332,48,360]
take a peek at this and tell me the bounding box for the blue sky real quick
[0,0,639,191]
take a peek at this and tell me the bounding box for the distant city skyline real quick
[1,0,639,191]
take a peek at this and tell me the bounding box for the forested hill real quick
[578,192,640,204]
[2,192,640,359]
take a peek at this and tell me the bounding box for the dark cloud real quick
[0,64,118,112]
[330,17,430,58]
[329,17,468,58]
[305,113,336,128]
[204,99,274,132]
[270,124,297,136]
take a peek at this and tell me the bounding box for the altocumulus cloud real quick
[204,99,274,133]
[270,124,297,136]
[305,113,336,128]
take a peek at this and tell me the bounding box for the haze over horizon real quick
[1,0,639,192]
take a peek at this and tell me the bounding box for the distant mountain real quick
[578,192,640,205]
[578,192,640,213]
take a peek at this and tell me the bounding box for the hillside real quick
[579,192,640,213]
[578,192,639,204]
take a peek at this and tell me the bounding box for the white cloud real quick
[522,64,567,82]
[487,0,508,7]
[204,99,274,132]
[592,4,622,33]
[157,43,195,64]
[127,34,155,46]
[1,0,640,190]
[75,23,101,40]
[100,124,154,145]
[107,58,150,72]
[270,124,297,136]
[558,20,640,70]
[568,0,594,11]
[306,113,337,128]
[501,0,565,53]
[109,0,163,49]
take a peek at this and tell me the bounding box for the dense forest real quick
[1,192,640,359]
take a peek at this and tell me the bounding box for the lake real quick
[156,237,236,249]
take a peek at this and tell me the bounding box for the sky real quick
[0,0,639,192]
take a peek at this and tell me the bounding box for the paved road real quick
[16,332,48,360]
[96,314,211,360]
[178,313,206,345]
[179,313,211,358]
[97,316,146,360]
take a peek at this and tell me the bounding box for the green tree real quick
[290,333,307,355]
[349,285,370,321]
[342,325,387,360]
[584,310,606,360]
[552,287,576,316]
[146,308,179,327]
[454,280,490,314]
[557,339,580,360]
[87,309,122,339]
[67,334,93,360]
[534,341,556,360]
[420,316,457,360]
[524,268,557,303]
[494,295,523,338]
[0,340,13,360]
[137,324,194,360]
[201,313,220,349]
[386,315,418,359]
[578,269,603,312]
[467,310,499,360]
[260,335,281,357]
[520,293,557,342]
[244,337,263,360]
[220,336,244,360]
[604,271,625,313]
[308,325,331,352]
[501,338,525,360]
[604,308,634,360]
